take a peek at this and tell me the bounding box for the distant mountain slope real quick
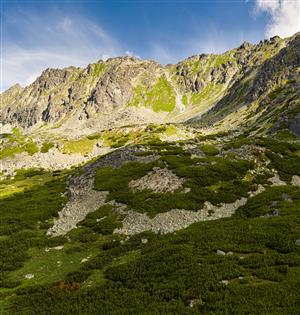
[191,33,300,136]
[1,33,298,137]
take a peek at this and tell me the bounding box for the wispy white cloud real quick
[255,0,300,38]
[2,9,246,91]
[1,11,123,91]
[185,28,246,55]
[255,0,280,13]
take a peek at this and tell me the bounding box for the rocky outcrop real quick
[291,175,300,186]
[0,84,23,109]
[0,57,163,129]
[47,173,108,236]
[248,34,300,102]
[114,198,248,236]
[173,54,239,95]
[194,32,300,130]
[82,57,160,117]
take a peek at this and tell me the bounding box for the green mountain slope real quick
[192,33,300,136]
[1,130,300,314]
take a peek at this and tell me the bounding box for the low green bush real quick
[41,141,55,153]
[200,144,219,156]
[236,185,300,218]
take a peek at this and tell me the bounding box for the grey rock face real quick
[248,34,300,102]
[195,33,300,129]
[0,57,161,128]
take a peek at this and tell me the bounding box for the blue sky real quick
[1,0,300,90]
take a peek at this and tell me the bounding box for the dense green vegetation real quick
[1,133,300,314]
[78,205,124,236]
[0,171,68,288]
[200,143,219,156]
[256,137,300,181]
[95,141,255,217]
[1,30,300,313]
[275,129,298,141]
[190,83,223,106]
[40,142,55,153]
[91,62,107,77]
[7,190,300,314]
[62,138,98,155]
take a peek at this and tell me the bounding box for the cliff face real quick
[1,33,299,135]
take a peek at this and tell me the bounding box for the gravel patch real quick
[129,167,185,193]
[115,185,264,236]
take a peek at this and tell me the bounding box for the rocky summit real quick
[0,32,300,315]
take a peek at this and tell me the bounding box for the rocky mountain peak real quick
[1,83,23,95]
[238,41,253,50]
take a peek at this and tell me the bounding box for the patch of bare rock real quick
[226,144,266,161]
[116,167,300,236]
[114,198,248,236]
[115,185,265,236]
[269,173,286,186]
[291,175,300,186]
[129,167,185,193]
[47,171,108,236]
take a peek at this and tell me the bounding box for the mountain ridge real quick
[1,32,299,137]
